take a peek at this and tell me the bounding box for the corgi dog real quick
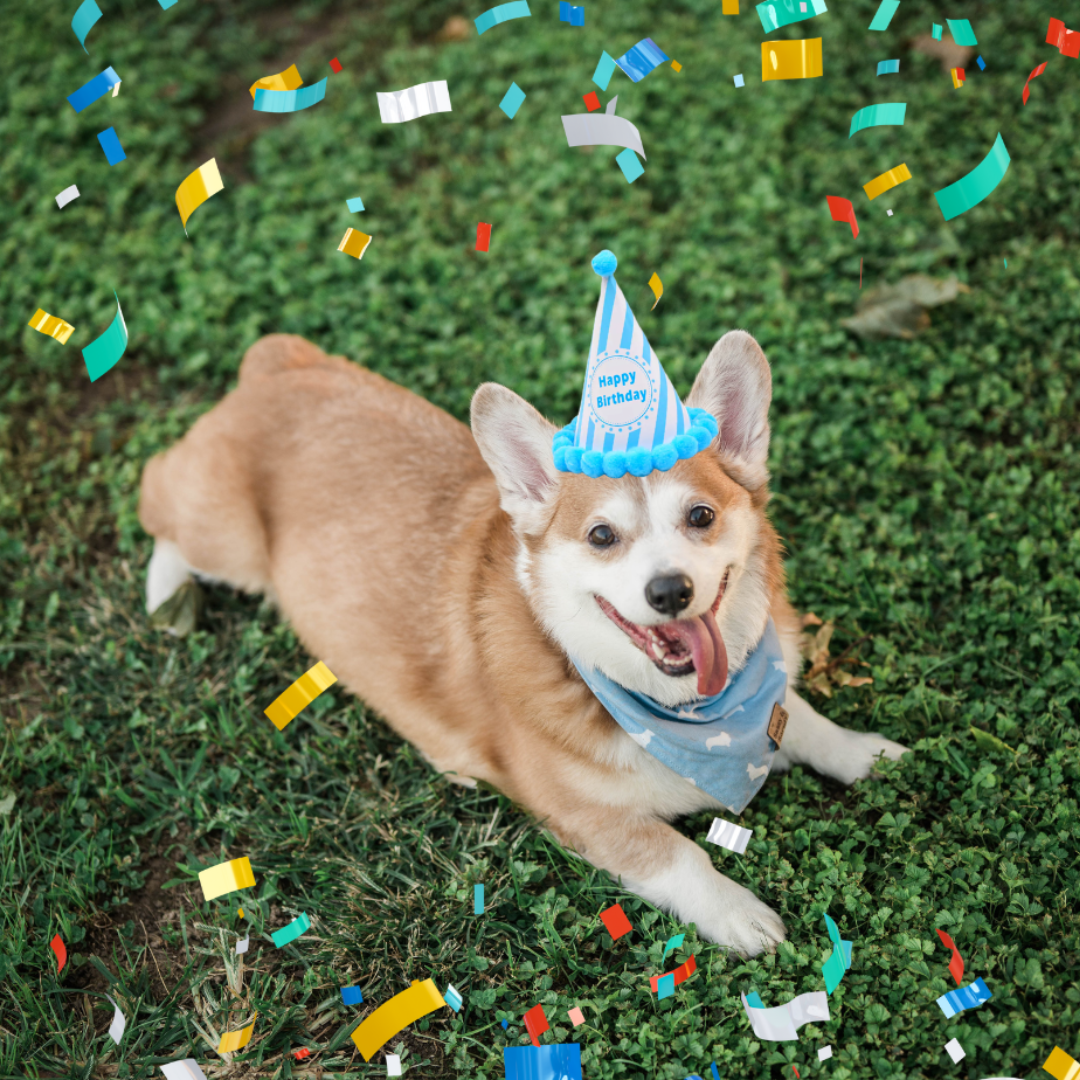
[139,330,908,956]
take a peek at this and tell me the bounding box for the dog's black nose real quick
[645,574,694,616]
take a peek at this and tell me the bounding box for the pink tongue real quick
[664,608,728,696]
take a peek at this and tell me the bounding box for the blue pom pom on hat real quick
[554,250,718,478]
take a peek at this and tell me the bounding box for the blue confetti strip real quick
[937,978,992,1018]
[67,67,121,113]
[253,79,328,113]
[340,985,364,1005]
[559,2,584,25]
[96,127,126,166]
[614,37,669,82]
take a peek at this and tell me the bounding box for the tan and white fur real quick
[139,330,908,956]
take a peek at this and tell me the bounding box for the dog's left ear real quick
[686,330,772,491]
[471,383,559,531]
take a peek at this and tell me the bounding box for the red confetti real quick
[329,57,342,73]
[649,955,697,994]
[1022,61,1048,104]
[599,903,632,941]
[1047,17,1080,57]
[50,933,67,973]
[826,195,859,239]
[294,1048,311,1060]
[582,91,600,112]
[523,1003,549,1048]
[793,1068,801,1079]
[937,928,965,985]
[476,222,492,252]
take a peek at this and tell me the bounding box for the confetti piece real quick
[55,184,80,208]
[341,985,364,1005]
[50,933,67,972]
[254,78,327,113]
[826,196,858,238]
[849,101,906,137]
[444,984,463,1012]
[593,51,618,89]
[886,209,893,215]
[937,977,991,1018]
[671,60,682,71]
[647,272,663,309]
[755,0,826,33]
[198,857,256,902]
[562,111,645,156]
[1047,18,1080,57]
[377,80,452,123]
[387,1055,402,1076]
[474,883,485,913]
[158,0,179,8]
[1043,1047,1080,1080]
[218,1014,257,1053]
[944,1038,965,1064]
[932,22,942,39]
[72,0,102,53]
[347,196,366,212]
[661,933,684,959]
[821,914,853,993]
[97,127,125,166]
[877,58,900,74]
[159,1061,208,1080]
[82,291,127,382]
[559,2,584,25]
[761,38,823,80]
[951,67,965,88]
[271,911,311,948]
[1023,62,1048,104]
[818,1046,833,1061]
[868,0,899,31]
[106,996,126,1044]
[705,816,752,853]
[264,661,338,728]
[294,1048,311,1060]
[657,972,675,1000]
[505,1045,583,1080]
[734,72,745,86]
[863,162,911,200]
[615,148,644,182]
[28,309,75,345]
[67,67,120,112]
[583,90,600,110]
[524,1003,549,1047]
[946,18,977,46]
[568,1007,585,1026]
[599,902,633,940]
[722,0,739,11]
[499,81,526,118]
[236,936,249,954]
[741,990,829,1041]
[712,1062,722,1080]
[474,0,532,35]
[650,954,697,993]
[249,64,303,99]
[935,928,965,983]
[501,1019,509,1029]
[351,980,446,1060]
[237,908,243,919]
[329,57,342,73]
[934,133,1009,221]
[615,37,670,82]
[475,222,493,250]
[175,158,223,233]
[976,55,985,69]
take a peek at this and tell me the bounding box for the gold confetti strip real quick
[863,162,911,200]
[264,660,338,729]
[722,0,739,12]
[648,272,663,309]
[761,37,823,81]
[218,1014,258,1054]
[198,856,256,902]
[28,308,75,344]
[249,63,303,99]
[176,158,224,232]
[338,228,373,261]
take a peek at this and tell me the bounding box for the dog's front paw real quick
[831,731,910,786]
[696,879,787,958]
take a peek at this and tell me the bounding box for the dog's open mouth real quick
[595,569,731,697]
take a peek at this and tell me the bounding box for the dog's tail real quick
[238,333,354,385]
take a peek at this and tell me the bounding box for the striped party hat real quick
[552,250,717,478]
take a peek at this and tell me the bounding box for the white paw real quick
[830,731,910,786]
[694,878,787,958]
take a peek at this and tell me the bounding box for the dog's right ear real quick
[471,384,559,531]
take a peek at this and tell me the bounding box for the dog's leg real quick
[146,539,195,615]
[554,808,785,956]
[772,689,909,785]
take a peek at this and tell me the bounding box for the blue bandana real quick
[571,619,788,814]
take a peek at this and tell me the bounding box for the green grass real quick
[1,0,1079,1077]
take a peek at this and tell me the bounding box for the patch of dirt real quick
[910,33,976,73]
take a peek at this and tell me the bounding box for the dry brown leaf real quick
[842,274,970,340]
[800,621,874,696]
[911,33,976,73]
[437,16,471,41]
[800,611,824,628]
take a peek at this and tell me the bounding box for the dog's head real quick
[471,331,780,707]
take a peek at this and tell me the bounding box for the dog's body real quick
[140,331,907,956]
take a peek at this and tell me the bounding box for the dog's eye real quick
[588,524,616,547]
[688,505,715,528]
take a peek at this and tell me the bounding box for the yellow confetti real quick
[351,980,446,1061]
[27,308,75,345]
[761,38,823,81]
[338,228,373,261]
[249,63,303,100]
[175,158,224,232]
[671,60,682,72]
[218,1014,258,1054]
[237,908,244,919]
[264,660,338,730]
[198,856,256,902]
[862,162,912,200]
[722,0,739,12]
[648,272,663,309]
[1043,1047,1080,1080]
[951,67,964,89]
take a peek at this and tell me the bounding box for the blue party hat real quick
[552,250,717,478]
